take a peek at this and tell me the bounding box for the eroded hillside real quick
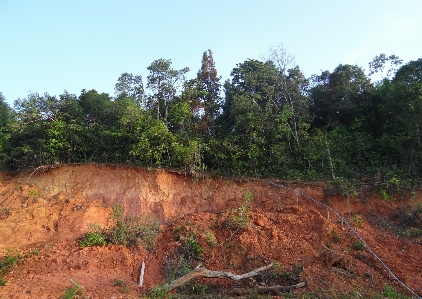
[0,164,421,298]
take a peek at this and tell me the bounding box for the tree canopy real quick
[1,51,421,190]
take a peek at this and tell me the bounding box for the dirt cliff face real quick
[0,164,421,298]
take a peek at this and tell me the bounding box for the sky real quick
[0,0,421,105]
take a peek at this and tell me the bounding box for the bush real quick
[79,224,108,248]
[61,284,85,299]
[226,188,254,229]
[79,205,160,250]
[352,240,365,251]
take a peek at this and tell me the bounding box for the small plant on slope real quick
[226,188,254,229]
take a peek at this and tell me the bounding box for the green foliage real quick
[331,230,342,243]
[226,188,254,229]
[2,53,422,188]
[79,224,108,248]
[183,238,203,260]
[351,240,364,251]
[61,283,85,299]
[79,205,160,250]
[0,277,6,286]
[109,205,160,249]
[382,284,412,299]
[149,284,170,299]
[403,227,422,237]
[351,214,365,227]
[380,189,395,201]
[0,249,22,275]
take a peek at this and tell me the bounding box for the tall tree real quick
[146,59,189,122]
[114,72,144,106]
[268,45,310,145]
[310,64,372,130]
[368,53,403,84]
[197,50,222,136]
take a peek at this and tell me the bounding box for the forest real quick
[0,49,421,191]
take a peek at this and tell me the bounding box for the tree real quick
[0,93,12,128]
[114,72,144,106]
[146,59,189,122]
[368,53,403,84]
[268,45,311,146]
[197,50,222,136]
[310,64,372,130]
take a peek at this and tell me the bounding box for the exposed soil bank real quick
[0,164,421,298]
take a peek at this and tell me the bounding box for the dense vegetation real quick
[0,49,421,188]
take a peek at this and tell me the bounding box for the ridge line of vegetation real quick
[0,48,421,192]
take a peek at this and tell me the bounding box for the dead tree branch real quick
[167,263,273,290]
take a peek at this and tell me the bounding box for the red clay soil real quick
[0,164,421,298]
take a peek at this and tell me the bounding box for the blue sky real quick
[0,0,421,105]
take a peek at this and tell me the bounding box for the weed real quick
[226,188,254,229]
[205,231,217,247]
[192,283,207,295]
[29,248,41,256]
[331,230,342,243]
[149,284,170,299]
[165,256,192,283]
[381,189,395,201]
[79,224,108,248]
[403,227,422,237]
[352,240,364,251]
[0,277,6,286]
[110,205,160,250]
[355,252,366,260]
[61,283,85,299]
[78,205,160,250]
[0,249,23,275]
[183,238,202,260]
[351,214,365,227]
[28,190,38,197]
[113,279,130,294]
[293,264,303,276]
[382,283,411,299]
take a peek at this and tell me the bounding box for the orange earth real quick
[0,164,421,298]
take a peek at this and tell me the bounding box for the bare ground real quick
[0,164,421,298]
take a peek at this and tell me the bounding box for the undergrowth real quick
[79,205,160,250]
[225,188,254,229]
[0,249,23,286]
[61,281,87,299]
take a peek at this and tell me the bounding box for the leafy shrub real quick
[226,188,254,229]
[382,284,412,299]
[351,214,365,227]
[331,230,342,243]
[79,224,108,248]
[109,205,160,249]
[352,240,364,251]
[61,284,85,299]
[0,249,22,275]
[403,227,422,237]
[380,189,395,201]
[79,205,160,250]
[183,238,203,260]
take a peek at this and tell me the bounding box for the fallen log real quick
[167,263,273,290]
